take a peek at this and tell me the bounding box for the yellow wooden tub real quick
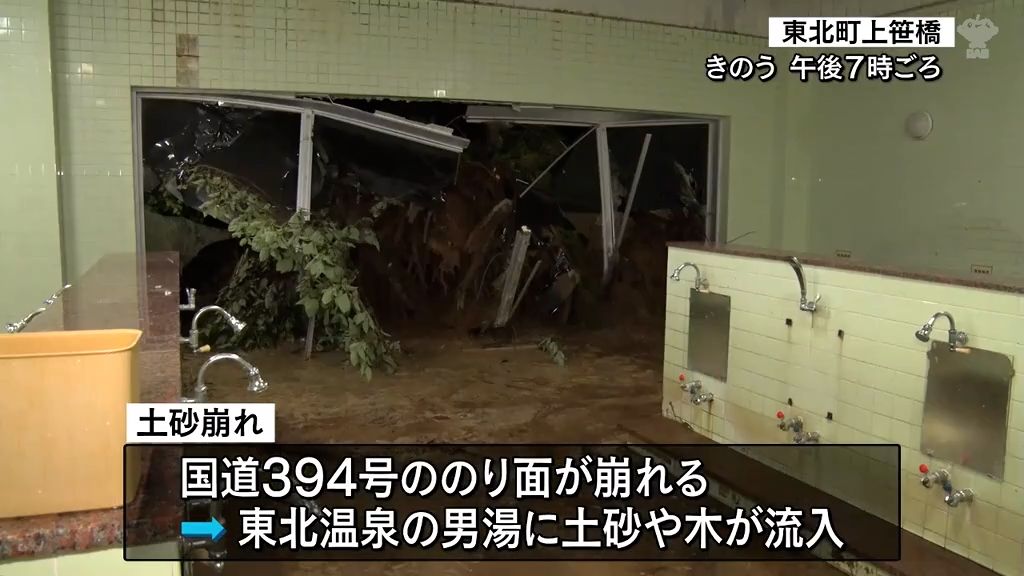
[0,329,143,519]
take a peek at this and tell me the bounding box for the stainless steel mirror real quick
[920,342,1014,479]
[687,289,731,382]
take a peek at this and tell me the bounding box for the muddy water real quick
[184,328,837,576]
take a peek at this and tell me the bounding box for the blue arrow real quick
[180,518,226,543]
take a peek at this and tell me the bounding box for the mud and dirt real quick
[184,327,839,576]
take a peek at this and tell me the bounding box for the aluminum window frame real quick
[467,104,726,277]
[132,89,470,259]
[132,94,725,285]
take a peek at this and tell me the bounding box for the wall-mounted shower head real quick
[246,366,269,394]
[188,305,248,352]
[915,312,967,350]
[668,262,707,290]
[227,315,247,334]
[788,257,820,312]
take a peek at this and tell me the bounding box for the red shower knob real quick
[679,374,686,381]
[919,463,929,474]
[776,411,785,419]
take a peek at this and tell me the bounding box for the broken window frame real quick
[132,90,472,357]
[465,105,727,283]
[131,89,470,256]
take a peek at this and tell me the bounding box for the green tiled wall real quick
[48,0,791,280]
[0,0,63,323]
[9,0,1024,317]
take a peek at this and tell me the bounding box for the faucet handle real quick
[678,373,700,392]
[919,464,951,489]
[776,411,797,430]
[180,288,197,311]
[777,412,803,432]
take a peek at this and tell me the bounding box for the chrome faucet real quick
[793,431,820,444]
[181,535,226,575]
[44,284,72,306]
[681,380,714,406]
[778,415,804,433]
[187,305,246,352]
[692,392,714,405]
[789,257,820,312]
[920,467,950,489]
[5,308,48,333]
[777,410,817,442]
[184,353,268,403]
[4,283,72,333]
[915,312,967,350]
[944,488,974,507]
[669,262,709,291]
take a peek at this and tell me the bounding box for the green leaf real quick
[276,257,294,273]
[335,292,351,314]
[188,164,398,375]
[309,259,324,278]
[321,288,335,305]
[301,297,319,317]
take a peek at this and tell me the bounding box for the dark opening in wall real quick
[140,95,713,349]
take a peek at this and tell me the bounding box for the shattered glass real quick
[311,115,459,210]
[144,102,268,210]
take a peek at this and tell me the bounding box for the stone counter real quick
[0,252,183,559]
[668,241,1024,294]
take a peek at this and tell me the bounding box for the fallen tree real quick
[187,165,399,380]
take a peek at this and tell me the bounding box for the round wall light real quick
[905,111,933,140]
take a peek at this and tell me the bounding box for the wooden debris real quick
[494,226,532,327]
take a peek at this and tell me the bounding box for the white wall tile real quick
[665,246,1024,575]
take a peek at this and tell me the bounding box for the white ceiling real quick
[457,0,980,36]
